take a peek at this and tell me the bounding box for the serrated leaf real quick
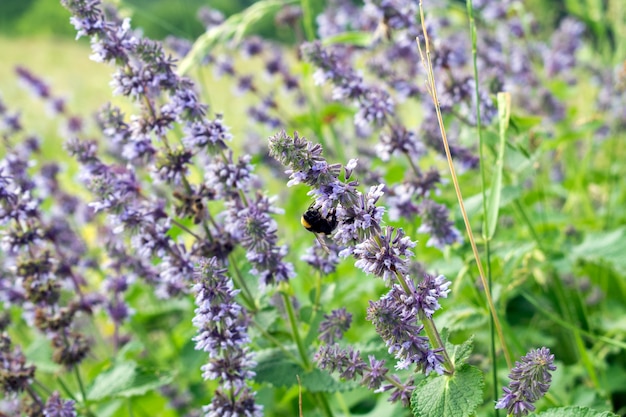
[532,406,619,417]
[411,365,484,417]
[254,347,360,392]
[87,361,172,401]
[448,336,474,367]
[254,347,304,387]
[301,368,360,393]
[439,307,487,332]
[571,227,626,276]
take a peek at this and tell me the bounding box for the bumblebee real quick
[301,206,337,252]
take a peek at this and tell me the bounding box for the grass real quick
[2,1,626,415]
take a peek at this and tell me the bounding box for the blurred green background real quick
[0,0,287,39]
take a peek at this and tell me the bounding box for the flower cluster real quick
[495,347,557,416]
[192,257,262,417]
[318,307,352,344]
[368,276,448,375]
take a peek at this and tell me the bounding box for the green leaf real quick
[447,336,474,367]
[485,92,510,240]
[86,361,172,401]
[24,335,61,374]
[571,227,626,276]
[532,406,619,417]
[410,365,484,417]
[301,368,360,393]
[509,114,543,132]
[177,0,297,75]
[322,31,373,47]
[254,347,305,387]
[254,347,359,392]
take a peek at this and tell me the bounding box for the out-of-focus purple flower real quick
[376,126,426,161]
[182,115,231,154]
[354,87,395,129]
[43,392,76,417]
[224,193,294,287]
[318,307,352,344]
[0,336,35,395]
[197,6,224,29]
[315,344,367,380]
[417,199,463,250]
[495,347,556,416]
[543,18,585,78]
[301,241,340,274]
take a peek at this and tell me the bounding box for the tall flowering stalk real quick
[60,0,294,297]
[191,257,262,417]
[269,130,454,405]
[495,347,556,416]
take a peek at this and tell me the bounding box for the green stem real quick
[465,0,499,410]
[280,290,311,370]
[300,0,316,41]
[228,253,257,312]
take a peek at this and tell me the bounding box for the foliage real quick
[0,0,625,416]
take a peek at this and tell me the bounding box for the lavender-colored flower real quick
[376,126,425,161]
[413,273,451,318]
[43,392,76,417]
[318,307,352,344]
[203,387,262,417]
[301,240,340,274]
[495,347,556,416]
[0,337,35,395]
[362,355,388,389]
[367,288,444,375]
[377,375,415,407]
[354,87,395,128]
[192,258,262,416]
[315,344,367,380]
[51,332,90,366]
[417,199,463,250]
[205,152,254,199]
[333,184,385,246]
[182,116,231,154]
[192,258,248,356]
[224,194,295,287]
[543,18,585,78]
[316,0,362,38]
[352,226,415,281]
[197,6,224,29]
[154,148,192,185]
[269,130,341,189]
[387,182,420,221]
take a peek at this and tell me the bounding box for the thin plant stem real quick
[280,289,311,370]
[465,0,500,410]
[416,0,512,368]
[393,269,454,374]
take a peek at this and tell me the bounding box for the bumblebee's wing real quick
[313,233,331,254]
